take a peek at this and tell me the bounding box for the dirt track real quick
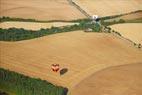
[0,31,142,90]
[0,21,78,30]
[110,23,142,44]
[0,0,85,20]
[71,63,142,95]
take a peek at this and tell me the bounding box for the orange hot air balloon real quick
[51,64,60,72]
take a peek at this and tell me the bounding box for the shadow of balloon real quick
[60,68,68,76]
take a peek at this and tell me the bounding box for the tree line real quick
[0,68,68,95]
[0,16,73,23]
[0,22,101,41]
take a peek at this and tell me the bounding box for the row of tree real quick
[0,68,68,95]
[101,19,125,26]
[0,22,101,41]
[0,16,38,22]
[0,16,78,23]
[1,10,141,23]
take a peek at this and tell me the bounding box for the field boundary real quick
[67,0,91,18]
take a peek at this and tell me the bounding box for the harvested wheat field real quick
[104,11,142,22]
[71,63,142,95]
[73,0,142,17]
[120,11,142,20]
[0,0,85,21]
[110,23,142,44]
[0,21,78,30]
[0,31,142,91]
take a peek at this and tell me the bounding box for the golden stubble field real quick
[1,0,142,95]
[0,21,78,30]
[0,31,142,91]
[0,0,85,20]
[110,23,142,44]
[104,11,142,22]
[73,0,142,17]
[71,63,142,95]
[120,11,142,20]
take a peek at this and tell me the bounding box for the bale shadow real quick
[60,68,68,76]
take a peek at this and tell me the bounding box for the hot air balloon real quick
[51,64,60,72]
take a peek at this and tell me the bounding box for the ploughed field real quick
[0,0,85,21]
[110,23,142,44]
[0,31,142,90]
[0,21,78,30]
[73,0,142,17]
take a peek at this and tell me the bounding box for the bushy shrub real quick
[119,19,125,23]
[92,23,101,32]
[114,31,122,36]
[134,43,137,46]
[101,18,126,26]
[138,44,141,48]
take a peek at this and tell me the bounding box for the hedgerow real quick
[0,68,68,95]
[0,16,73,23]
[0,22,101,41]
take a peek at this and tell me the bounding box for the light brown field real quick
[110,23,142,44]
[0,31,142,91]
[0,21,78,30]
[104,11,142,22]
[120,11,142,20]
[71,63,142,95]
[0,0,85,21]
[73,0,142,17]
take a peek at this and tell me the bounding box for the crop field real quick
[120,11,142,20]
[1,31,142,92]
[0,0,85,21]
[0,21,78,30]
[104,11,142,22]
[73,0,142,17]
[110,23,142,44]
[72,63,142,95]
[1,0,142,95]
